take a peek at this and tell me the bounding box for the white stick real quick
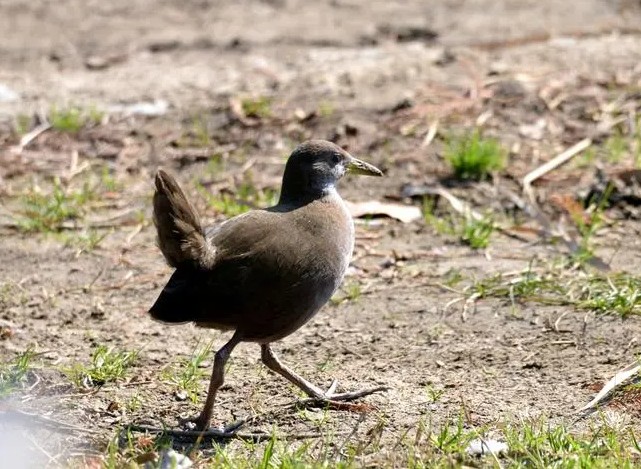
[578,361,640,412]
[522,137,592,194]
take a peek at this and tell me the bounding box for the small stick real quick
[421,120,439,147]
[326,379,339,396]
[9,123,52,154]
[522,138,592,197]
[553,310,571,332]
[126,223,143,244]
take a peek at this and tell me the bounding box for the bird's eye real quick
[331,154,341,164]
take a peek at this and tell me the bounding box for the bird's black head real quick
[278,140,382,206]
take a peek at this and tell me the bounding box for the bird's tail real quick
[153,169,215,269]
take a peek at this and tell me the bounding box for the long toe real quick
[179,415,210,431]
[324,385,390,402]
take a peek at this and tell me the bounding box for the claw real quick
[325,379,339,396]
[178,415,212,432]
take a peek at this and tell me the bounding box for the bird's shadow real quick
[120,415,275,456]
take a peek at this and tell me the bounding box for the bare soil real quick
[2,0,641,466]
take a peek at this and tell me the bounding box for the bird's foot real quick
[307,379,389,402]
[178,414,248,437]
[178,414,211,432]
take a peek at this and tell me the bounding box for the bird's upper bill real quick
[345,156,383,177]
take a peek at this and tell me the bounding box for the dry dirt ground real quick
[3,0,641,467]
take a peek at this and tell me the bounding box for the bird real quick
[149,139,386,431]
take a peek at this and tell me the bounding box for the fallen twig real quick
[421,120,439,147]
[577,361,640,414]
[522,138,592,199]
[8,123,51,155]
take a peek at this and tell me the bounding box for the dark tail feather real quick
[149,268,199,323]
[153,169,215,269]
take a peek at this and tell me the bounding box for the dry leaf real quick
[345,201,421,223]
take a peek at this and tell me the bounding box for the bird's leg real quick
[260,344,388,402]
[260,343,326,398]
[187,332,242,431]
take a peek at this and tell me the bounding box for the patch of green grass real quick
[197,179,278,218]
[198,189,248,217]
[207,431,359,469]
[0,346,36,396]
[463,260,641,317]
[605,131,628,163]
[64,345,138,388]
[126,393,143,413]
[176,115,211,148]
[424,385,444,403]
[460,214,494,249]
[443,269,464,288]
[161,341,213,402]
[572,189,610,267]
[50,106,84,132]
[191,116,211,147]
[49,105,103,133]
[318,100,335,118]
[237,180,279,207]
[591,120,641,167]
[316,353,335,373]
[468,273,505,299]
[330,279,362,305]
[18,180,95,233]
[241,96,272,119]
[343,281,362,301]
[508,270,562,301]
[577,275,641,317]
[422,198,455,236]
[576,147,598,168]
[94,426,172,469]
[502,416,638,468]
[465,264,567,308]
[100,166,121,192]
[422,199,494,249]
[18,168,125,234]
[85,410,641,468]
[63,229,110,252]
[206,153,225,176]
[445,130,505,180]
[14,113,32,136]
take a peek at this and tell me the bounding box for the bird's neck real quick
[278,180,338,207]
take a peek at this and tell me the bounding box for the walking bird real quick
[150,140,386,430]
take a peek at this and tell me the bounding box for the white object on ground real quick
[146,449,193,469]
[466,438,509,457]
[108,99,169,116]
[345,200,422,223]
[0,84,19,102]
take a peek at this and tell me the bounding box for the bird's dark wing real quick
[149,205,348,335]
[149,210,310,326]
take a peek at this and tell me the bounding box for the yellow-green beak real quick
[346,157,383,177]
